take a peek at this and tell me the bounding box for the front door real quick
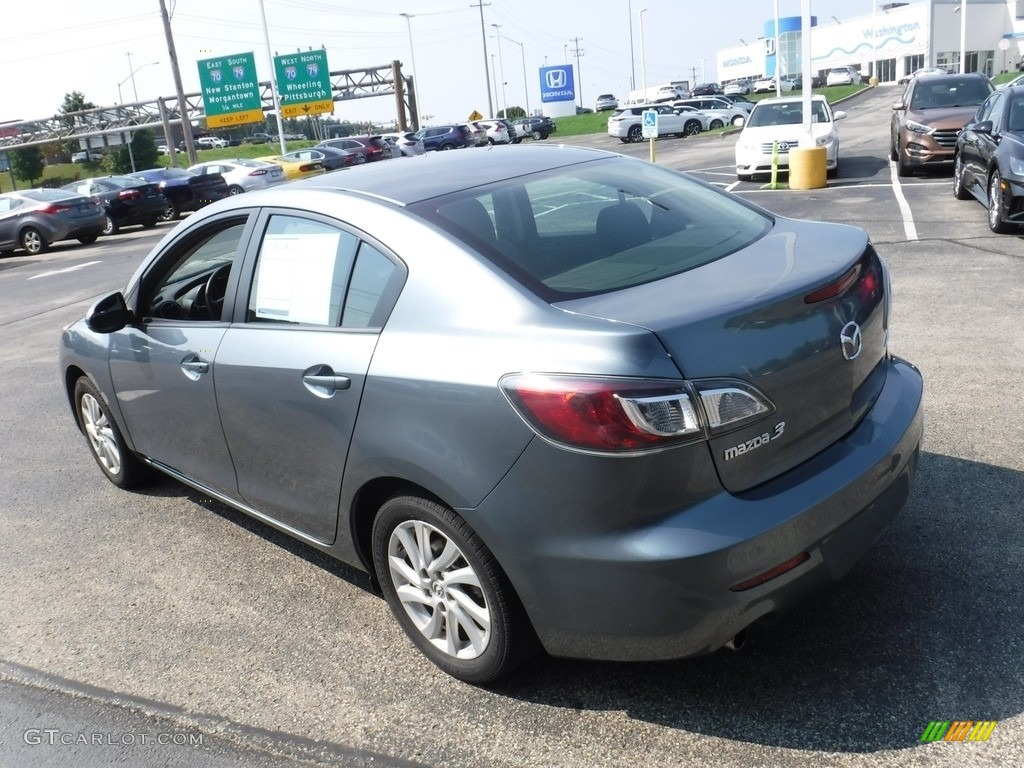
[108,217,253,496]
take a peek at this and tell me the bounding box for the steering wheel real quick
[203,263,232,320]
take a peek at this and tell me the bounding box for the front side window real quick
[142,219,248,321]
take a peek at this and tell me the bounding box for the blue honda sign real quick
[539,65,575,103]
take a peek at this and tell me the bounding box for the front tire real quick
[953,153,971,200]
[102,214,119,236]
[78,234,99,245]
[988,171,1012,233]
[896,144,912,177]
[20,227,47,255]
[74,377,153,489]
[372,494,538,684]
[157,200,179,222]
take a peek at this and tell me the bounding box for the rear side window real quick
[248,215,401,328]
[421,158,771,299]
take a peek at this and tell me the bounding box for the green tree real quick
[505,105,526,120]
[109,129,160,174]
[11,146,44,187]
[61,91,97,155]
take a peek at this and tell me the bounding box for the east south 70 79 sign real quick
[197,52,264,128]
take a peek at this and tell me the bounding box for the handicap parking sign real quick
[642,109,658,138]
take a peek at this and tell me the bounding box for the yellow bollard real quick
[789,146,827,190]
[649,137,656,163]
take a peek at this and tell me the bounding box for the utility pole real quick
[157,0,196,167]
[471,1,494,118]
[570,37,585,109]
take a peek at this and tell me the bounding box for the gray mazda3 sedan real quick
[60,145,923,684]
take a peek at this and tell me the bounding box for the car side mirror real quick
[833,110,847,121]
[734,116,745,127]
[85,292,131,334]
[892,102,906,111]
[970,119,994,135]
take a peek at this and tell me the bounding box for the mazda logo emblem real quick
[840,321,862,361]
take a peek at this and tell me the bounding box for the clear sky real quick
[0,0,901,127]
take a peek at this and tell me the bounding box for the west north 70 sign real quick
[274,49,333,118]
[539,66,575,103]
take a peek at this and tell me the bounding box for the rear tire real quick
[709,119,724,130]
[372,494,539,684]
[20,227,47,255]
[684,120,701,136]
[627,125,643,143]
[227,185,245,196]
[74,377,153,489]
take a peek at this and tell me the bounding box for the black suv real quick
[415,125,472,151]
[513,116,557,140]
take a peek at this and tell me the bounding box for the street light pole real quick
[638,9,648,98]
[491,24,507,117]
[628,0,636,90]
[504,36,530,116]
[400,13,420,112]
[117,59,159,172]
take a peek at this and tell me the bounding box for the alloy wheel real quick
[387,519,491,660]
[80,392,122,476]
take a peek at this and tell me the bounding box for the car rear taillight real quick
[39,203,72,214]
[501,374,701,452]
[501,374,775,453]
[248,169,268,176]
[117,189,142,200]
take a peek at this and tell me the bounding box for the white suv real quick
[607,104,696,143]
[195,136,228,149]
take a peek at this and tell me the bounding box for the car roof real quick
[298,144,614,205]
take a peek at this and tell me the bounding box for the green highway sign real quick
[197,52,264,128]
[274,49,333,118]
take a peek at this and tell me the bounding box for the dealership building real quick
[717,0,1024,85]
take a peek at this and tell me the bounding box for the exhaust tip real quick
[724,629,748,651]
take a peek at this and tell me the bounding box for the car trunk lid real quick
[554,218,889,492]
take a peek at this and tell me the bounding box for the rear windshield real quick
[910,77,992,109]
[21,189,77,202]
[416,157,772,299]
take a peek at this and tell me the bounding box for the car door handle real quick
[180,356,210,381]
[302,374,351,390]
[302,365,351,398]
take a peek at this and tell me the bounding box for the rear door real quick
[214,211,404,543]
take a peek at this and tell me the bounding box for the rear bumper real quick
[466,357,923,661]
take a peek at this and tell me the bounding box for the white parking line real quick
[888,161,918,241]
[27,261,101,280]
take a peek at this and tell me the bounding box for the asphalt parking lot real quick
[0,86,1021,767]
